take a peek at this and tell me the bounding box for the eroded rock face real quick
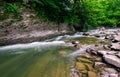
[103,55,120,68]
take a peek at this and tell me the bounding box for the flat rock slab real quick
[116,52,120,58]
[97,50,108,55]
[100,68,119,77]
[103,55,120,68]
[88,71,97,77]
[113,35,120,42]
[110,43,120,51]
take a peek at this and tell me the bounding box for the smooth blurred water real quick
[0,40,76,77]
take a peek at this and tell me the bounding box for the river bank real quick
[68,28,120,77]
[0,6,73,46]
[0,30,73,46]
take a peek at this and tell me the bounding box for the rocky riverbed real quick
[68,28,120,77]
[0,28,120,77]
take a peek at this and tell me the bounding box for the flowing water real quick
[0,41,77,77]
[0,30,104,77]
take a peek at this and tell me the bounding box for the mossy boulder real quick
[75,62,87,71]
[76,57,93,64]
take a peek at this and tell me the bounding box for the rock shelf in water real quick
[70,28,120,77]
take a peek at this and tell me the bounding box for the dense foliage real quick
[69,0,120,31]
[85,0,120,28]
[2,0,120,31]
[29,0,71,23]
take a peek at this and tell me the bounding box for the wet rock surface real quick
[100,68,119,77]
[69,28,120,77]
[103,55,120,68]
[110,43,120,51]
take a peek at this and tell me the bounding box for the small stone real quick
[105,34,110,39]
[94,57,102,62]
[94,62,106,68]
[100,71,109,77]
[103,45,111,50]
[71,41,80,44]
[75,62,86,71]
[105,34,114,40]
[70,68,82,77]
[104,68,118,74]
[71,41,80,48]
[94,34,101,37]
[84,63,94,71]
[26,14,30,17]
[58,51,66,56]
[88,71,97,77]
[86,47,97,55]
[79,53,93,59]
[83,32,89,36]
[76,57,93,64]
[109,73,119,77]
[81,70,88,74]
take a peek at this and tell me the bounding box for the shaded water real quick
[0,33,101,77]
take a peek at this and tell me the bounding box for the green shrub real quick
[6,4,19,14]
[29,0,71,23]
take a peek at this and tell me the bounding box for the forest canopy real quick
[2,0,120,31]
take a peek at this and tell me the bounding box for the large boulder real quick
[100,68,119,77]
[110,43,120,51]
[71,41,80,49]
[104,68,118,74]
[88,71,98,77]
[97,50,107,55]
[94,62,106,68]
[103,55,120,68]
[86,45,98,55]
[82,32,90,36]
[116,52,120,58]
[112,35,120,42]
[105,34,114,40]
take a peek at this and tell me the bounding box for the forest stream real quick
[0,28,120,77]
